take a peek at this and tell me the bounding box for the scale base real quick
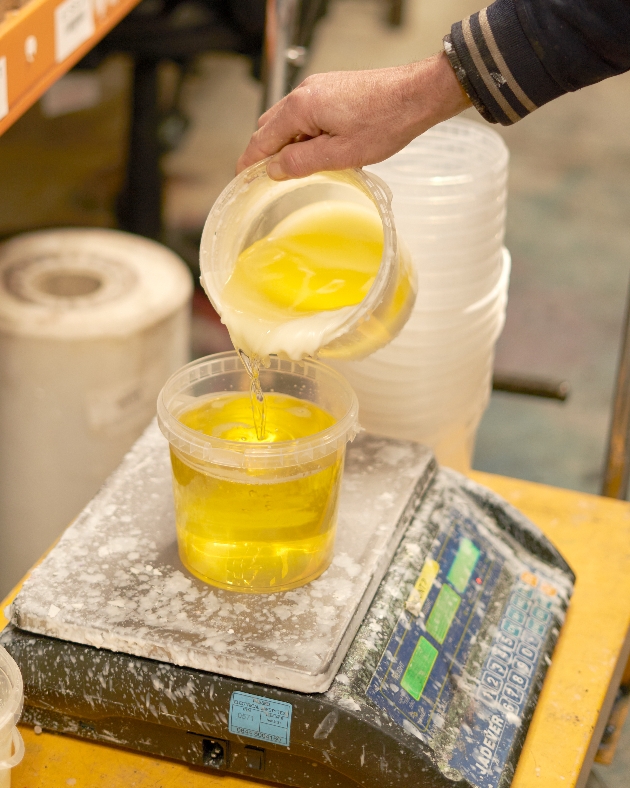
[2,467,575,788]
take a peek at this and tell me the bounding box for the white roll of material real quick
[0,229,192,595]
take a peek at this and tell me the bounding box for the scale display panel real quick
[367,506,564,788]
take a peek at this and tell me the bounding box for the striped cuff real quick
[445,0,566,125]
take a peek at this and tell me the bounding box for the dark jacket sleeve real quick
[444,0,630,125]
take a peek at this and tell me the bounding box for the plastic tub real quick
[368,118,509,190]
[402,299,505,336]
[410,238,505,266]
[353,363,493,401]
[199,162,416,361]
[392,200,506,226]
[413,268,503,310]
[0,648,24,788]
[391,327,501,363]
[345,356,493,407]
[158,352,359,594]
[398,218,506,247]
[415,254,503,284]
[357,339,500,377]
[390,184,506,207]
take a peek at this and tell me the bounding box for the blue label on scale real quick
[229,691,293,746]
[367,507,559,788]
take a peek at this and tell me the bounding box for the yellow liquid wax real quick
[223,201,384,318]
[171,392,343,593]
[219,199,416,362]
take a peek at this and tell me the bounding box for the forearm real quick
[446,0,630,126]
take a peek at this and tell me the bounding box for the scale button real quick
[501,620,522,638]
[518,586,535,599]
[532,606,550,623]
[497,633,516,650]
[522,631,541,647]
[526,618,546,637]
[492,645,511,663]
[487,658,508,679]
[482,672,503,692]
[503,684,524,703]
[517,644,537,662]
[478,686,499,704]
[508,670,527,689]
[512,595,532,612]
[512,657,532,676]
[500,698,519,715]
[507,606,527,625]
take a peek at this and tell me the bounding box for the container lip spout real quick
[157,352,359,470]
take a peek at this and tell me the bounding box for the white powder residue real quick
[11,422,435,694]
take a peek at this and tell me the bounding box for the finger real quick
[267,134,359,180]
[238,95,321,172]
[256,97,286,129]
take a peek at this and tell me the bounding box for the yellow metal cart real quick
[2,470,629,788]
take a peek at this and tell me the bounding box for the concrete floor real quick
[0,0,628,782]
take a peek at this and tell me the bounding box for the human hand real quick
[237,51,471,180]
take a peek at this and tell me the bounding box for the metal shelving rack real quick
[0,0,140,135]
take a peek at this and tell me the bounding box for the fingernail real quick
[267,159,288,181]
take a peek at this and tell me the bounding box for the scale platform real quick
[1,422,575,788]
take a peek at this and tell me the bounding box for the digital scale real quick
[1,422,574,788]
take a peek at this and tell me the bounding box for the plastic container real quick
[158,352,359,594]
[0,648,24,788]
[199,161,416,361]
[371,119,509,188]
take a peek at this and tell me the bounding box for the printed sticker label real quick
[54,0,95,63]
[229,691,292,747]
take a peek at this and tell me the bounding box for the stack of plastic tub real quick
[333,118,509,472]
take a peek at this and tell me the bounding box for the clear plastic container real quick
[0,648,24,788]
[158,352,359,594]
[368,118,509,191]
[199,162,417,361]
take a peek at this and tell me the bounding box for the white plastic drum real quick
[0,229,192,596]
[0,647,24,788]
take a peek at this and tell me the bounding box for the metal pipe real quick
[117,58,162,240]
[602,275,630,499]
[492,374,569,401]
[262,0,301,111]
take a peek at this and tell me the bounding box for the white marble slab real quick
[11,420,435,693]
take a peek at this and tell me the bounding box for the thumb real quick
[266,134,353,180]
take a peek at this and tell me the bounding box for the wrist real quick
[406,52,472,134]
